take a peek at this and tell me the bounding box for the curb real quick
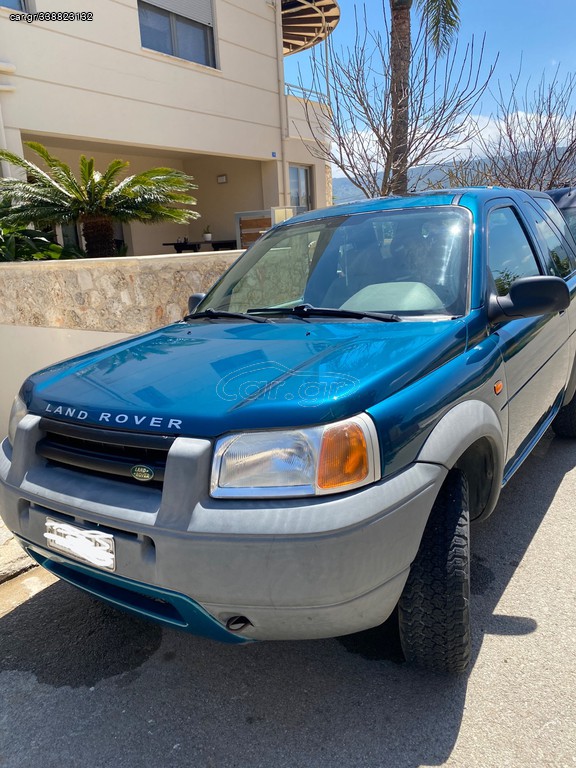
[0,520,38,584]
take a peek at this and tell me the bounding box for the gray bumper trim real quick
[0,421,448,640]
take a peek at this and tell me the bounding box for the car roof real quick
[286,187,533,225]
[546,188,576,209]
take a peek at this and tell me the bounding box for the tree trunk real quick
[389,0,412,196]
[81,216,116,258]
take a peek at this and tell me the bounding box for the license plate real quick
[44,519,115,571]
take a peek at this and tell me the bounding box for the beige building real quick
[0,0,339,254]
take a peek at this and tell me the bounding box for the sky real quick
[283,0,576,114]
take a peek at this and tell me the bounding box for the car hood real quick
[22,318,467,437]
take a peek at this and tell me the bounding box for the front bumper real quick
[0,417,447,641]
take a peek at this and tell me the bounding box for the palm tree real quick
[0,142,199,258]
[390,0,461,194]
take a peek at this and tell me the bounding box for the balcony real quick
[282,0,340,55]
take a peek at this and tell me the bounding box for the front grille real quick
[37,418,175,486]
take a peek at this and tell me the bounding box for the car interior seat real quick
[317,221,390,307]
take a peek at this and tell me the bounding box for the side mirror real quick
[488,276,570,323]
[187,293,206,314]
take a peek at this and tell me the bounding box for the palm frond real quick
[417,0,460,54]
[79,155,95,188]
[24,142,85,198]
[1,143,199,255]
[106,168,198,221]
[99,159,130,195]
[0,148,72,198]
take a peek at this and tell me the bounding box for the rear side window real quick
[530,198,576,275]
[560,208,576,244]
[487,207,541,296]
[537,197,576,243]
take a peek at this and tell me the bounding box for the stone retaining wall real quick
[0,251,242,334]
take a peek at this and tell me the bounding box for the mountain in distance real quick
[331,151,576,205]
[331,165,449,205]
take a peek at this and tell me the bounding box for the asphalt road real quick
[0,431,575,768]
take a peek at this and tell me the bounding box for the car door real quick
[486,201,570,474]
[521,196,576,359]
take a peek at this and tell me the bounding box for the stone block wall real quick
[0,251,241,334]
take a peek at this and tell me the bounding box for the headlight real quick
[211,414,380,498]
[8,394,28,447]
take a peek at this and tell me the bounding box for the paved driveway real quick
[0,432,574,767]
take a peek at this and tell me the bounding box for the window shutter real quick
[146,0,213,26]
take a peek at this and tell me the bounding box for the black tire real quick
[398,470,471,674]
[552,396,576,438]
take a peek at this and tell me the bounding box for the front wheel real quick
[398,470,471,674]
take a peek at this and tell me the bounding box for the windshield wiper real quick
[184,308,270,324]
[247,304,401,323]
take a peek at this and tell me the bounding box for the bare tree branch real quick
[296,4,495,198]
[438,67,576,190]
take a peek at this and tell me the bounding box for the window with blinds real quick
[138,0,215,68]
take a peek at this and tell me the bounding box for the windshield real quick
[198,207,471,318]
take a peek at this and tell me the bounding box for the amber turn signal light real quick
[317,422,369,489]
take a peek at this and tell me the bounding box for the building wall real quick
[0,0,284,160]
[286,94,330,210]
[182,154,266,241]
[0,0,332,251]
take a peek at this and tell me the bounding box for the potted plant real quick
[203,225,212,242]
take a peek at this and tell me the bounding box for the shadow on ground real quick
[0,585,162,687]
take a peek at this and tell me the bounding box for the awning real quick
[282,0,340,56]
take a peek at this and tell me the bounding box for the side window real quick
[488,207,541,296]
[522,202,575,278]
[560,208,576,245]
[532,198,576,274]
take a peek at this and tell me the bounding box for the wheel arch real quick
[417,400,505,522]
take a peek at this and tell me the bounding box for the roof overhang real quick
[282,0,340,56]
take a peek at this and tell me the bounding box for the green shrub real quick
[0,223,85,262]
